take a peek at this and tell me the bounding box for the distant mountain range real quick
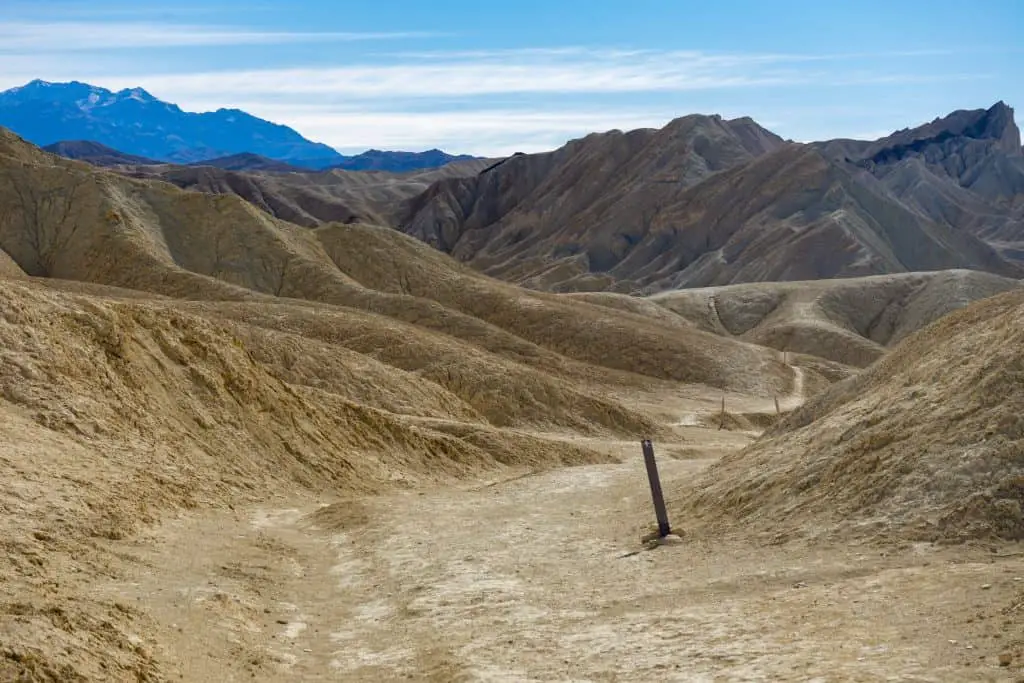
[6,84,1022,295]
[2,80,477,172]
[41,139,160,167]
[331,149,478,172]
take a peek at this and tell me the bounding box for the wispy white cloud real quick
[0,41,990,155]
[0,22,441,51]
[378,46,957,63]
[82,49,982,102]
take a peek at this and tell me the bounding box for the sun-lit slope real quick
[0,246,25,277]
[0,129,798,399]
[650,270,1023,367]
[0,277,612,681]
[674,290,1024,543]
[0,142,655,437]
[171,298,659,436]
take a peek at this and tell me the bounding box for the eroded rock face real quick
[398,104,1024,294]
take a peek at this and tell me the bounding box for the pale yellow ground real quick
[95,438,1024,682]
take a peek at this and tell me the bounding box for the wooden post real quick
[718,394,726,431]
[774,395,781,415]
[641,440,671,538]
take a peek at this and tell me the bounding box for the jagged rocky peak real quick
[976,101,1021,152]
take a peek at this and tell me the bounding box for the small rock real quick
[998,652,1012,667]
[982,584,993,590]
[793,582,808,589]
[276,619,288,625]
[657,534,684,546]
[303,649,312,653]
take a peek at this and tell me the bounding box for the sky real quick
[0,0,1021,156]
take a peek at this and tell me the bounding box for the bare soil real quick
[93,446,1024,682]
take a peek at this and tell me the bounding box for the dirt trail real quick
[101,455,1024,682]
[674,362,805,427]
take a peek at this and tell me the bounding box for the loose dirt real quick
[94,445,1024,682]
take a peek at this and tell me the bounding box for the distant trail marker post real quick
[641,440,671,538]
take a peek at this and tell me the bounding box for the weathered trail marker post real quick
[641,439,671,538]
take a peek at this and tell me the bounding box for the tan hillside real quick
[0,246,25,277]
[0,126,832,678]
[0,278,618,681]
[2,124,1023,680]
[645,270,1023,366]
[675,289,1024,543]
[0,130,798,398]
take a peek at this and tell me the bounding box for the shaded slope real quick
[328,148,480,172]
[122,157,494,228]
[676,290,1024,543]
[187,152,306,173]
[42,139,160,166]
[400,110,1022,292]
[818,102,1024,247]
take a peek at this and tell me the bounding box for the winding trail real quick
[104,451,1024,682]
[673,361,806,428]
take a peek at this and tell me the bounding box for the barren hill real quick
[3,122,1023,680]
[0,125,811,430]
[818,101,1024,251]
[42,140,160,166]
[399,114,787,292]
[120,156,494,228]
[187,152,307,173]
[675,288,1024,543]
[399,104,1024,292]
[0,124,768,677]
[639,270,1024,366]
[327,148,480,173]
[0,122,835,678]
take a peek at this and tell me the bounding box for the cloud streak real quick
[0,22,441,51]
[86,49,981,102]
[0,39,992,155]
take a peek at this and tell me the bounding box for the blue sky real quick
[0,0,1021,155]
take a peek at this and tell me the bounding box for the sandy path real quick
[674,362,805,426]
[103,456,1024,682]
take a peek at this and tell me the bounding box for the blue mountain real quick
[0,79,347,168]
[329,148,478,172]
